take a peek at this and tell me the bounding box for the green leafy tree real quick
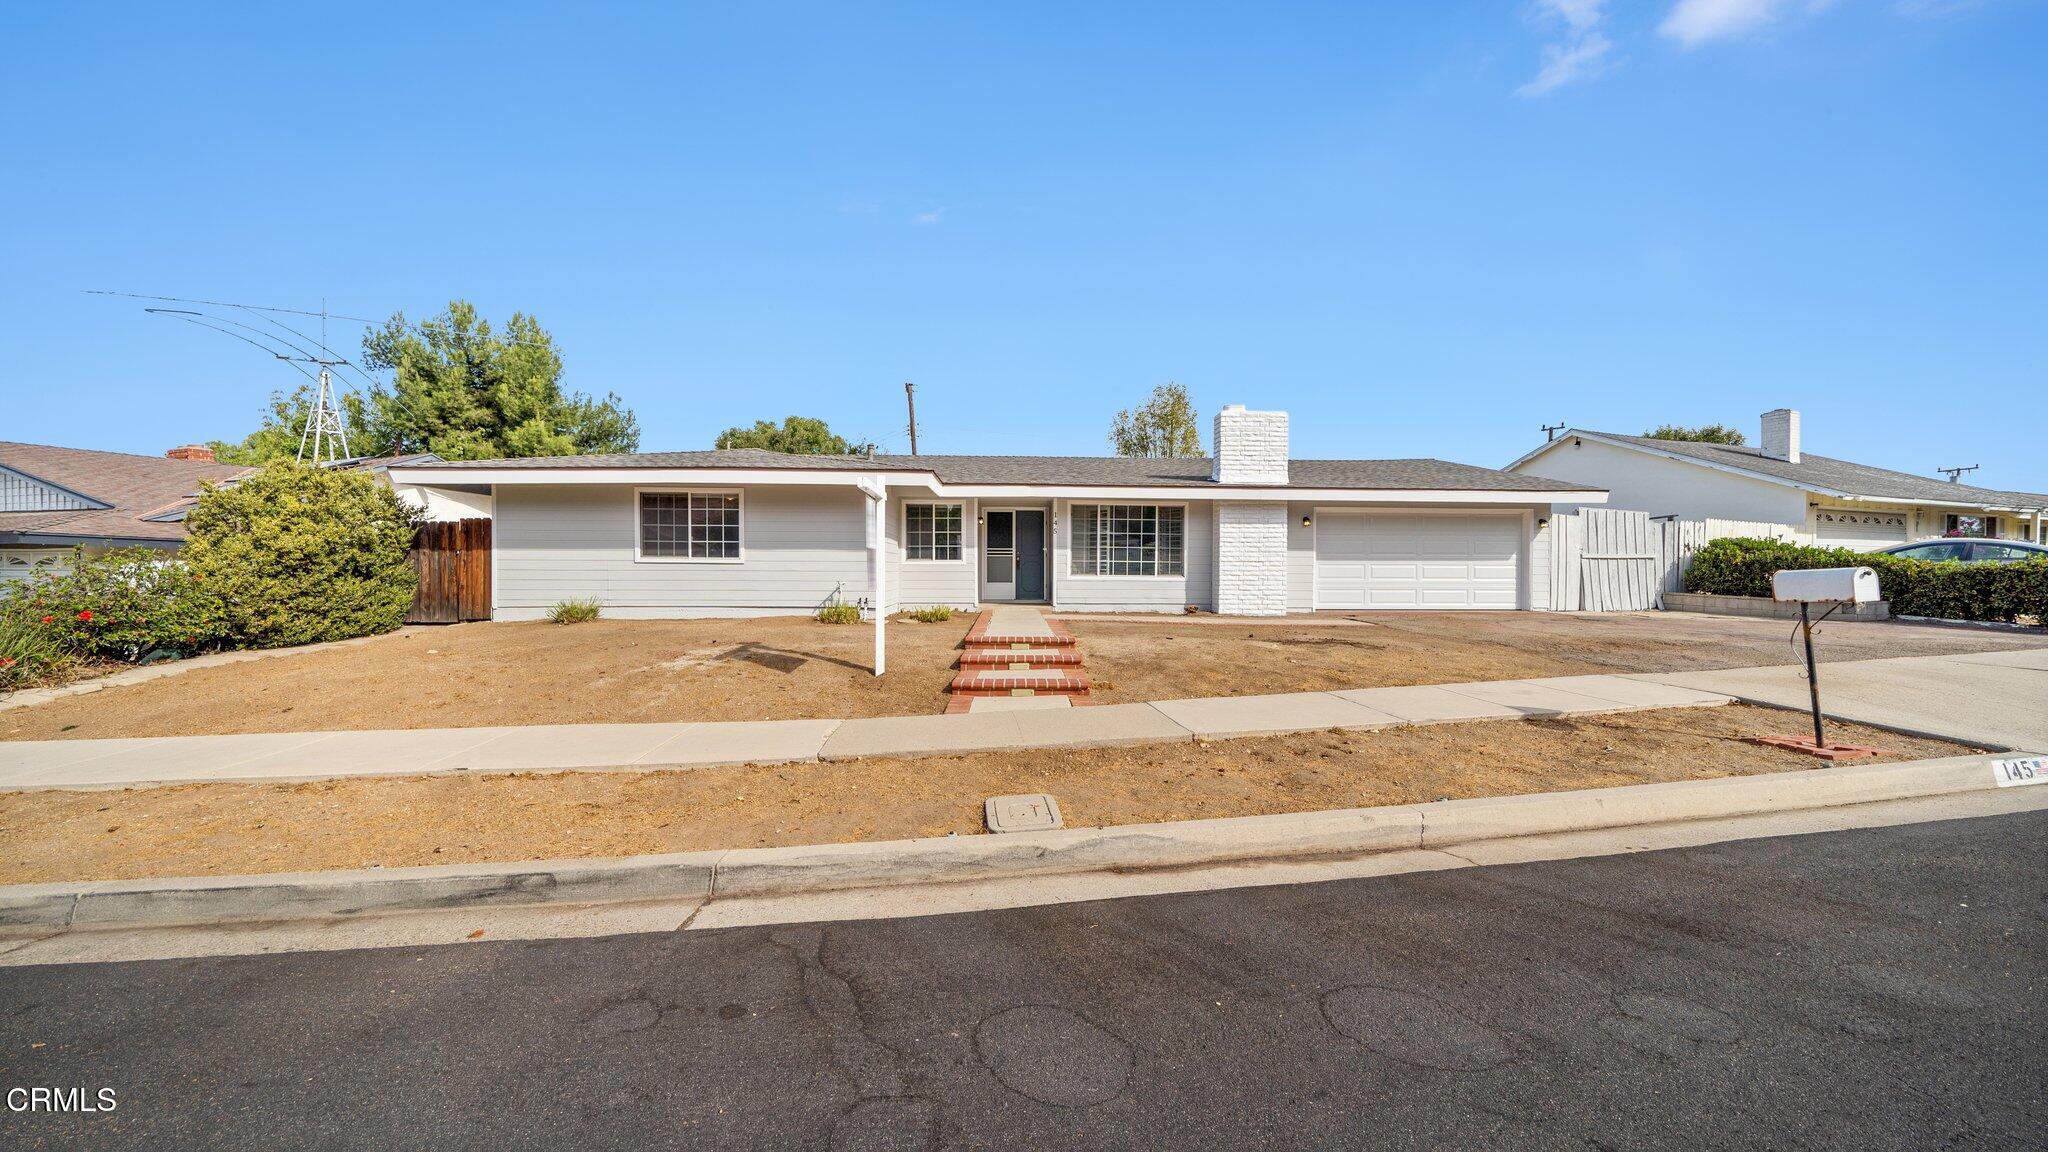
[183,464,423,648]
[1645,423,1747,446]
[1110,383,1202,458]
[357,301,639,459]
[715,415,860,454]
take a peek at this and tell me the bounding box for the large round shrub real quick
[183,464,424,648]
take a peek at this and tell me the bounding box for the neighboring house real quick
[388,405,1605,619]
[0,442,251,583]
[1504,410,2047,549]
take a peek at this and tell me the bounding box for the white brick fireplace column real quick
[1210,405,1291,616]
[1214,501,1289,615]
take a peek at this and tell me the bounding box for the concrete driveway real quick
[1644,647,2048,752]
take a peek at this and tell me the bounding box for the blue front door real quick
[1014,510,1046,601]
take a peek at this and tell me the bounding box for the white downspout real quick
[857,477,888,676]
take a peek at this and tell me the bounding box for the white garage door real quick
[1812,508,1909,550]
[1315,514,1521,609]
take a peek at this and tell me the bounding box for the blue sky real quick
[3,1,2042,488]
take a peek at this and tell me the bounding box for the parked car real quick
[1871,539,2048,563]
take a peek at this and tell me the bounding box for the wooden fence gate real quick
[1578,508,1660,611]
[406,518,492,624]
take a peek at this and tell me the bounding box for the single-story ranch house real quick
[387,406,1606,619]
[1505,409,2047,549]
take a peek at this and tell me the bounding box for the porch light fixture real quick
[1301,515,1312,528]
[1537,517,1549,528]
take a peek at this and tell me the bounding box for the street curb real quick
[0,753,2031,930]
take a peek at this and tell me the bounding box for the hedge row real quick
[1684,537,2048,625]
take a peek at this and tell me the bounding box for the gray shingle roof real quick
[402,449,1588,492]
[1580,432,2048,511]
[0,442,253,544]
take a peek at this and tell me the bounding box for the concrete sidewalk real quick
[0,672,1734,792]
[1644,647,2048,752]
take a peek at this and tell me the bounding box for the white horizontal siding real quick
[494,483,869,620]
[1528,507,1553,611]
[1051,498,1215,613]
[1286,501,1315,612]
[886,494,979,613]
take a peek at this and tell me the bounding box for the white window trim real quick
[633,486,745,564]
[902,500,967,564]
[1066,501,1190,580]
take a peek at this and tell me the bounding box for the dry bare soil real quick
[0,704,1970,884]
[1,609,2038,740]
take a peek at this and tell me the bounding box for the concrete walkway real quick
[1644,647,2048,752]
[0,671,1734,793]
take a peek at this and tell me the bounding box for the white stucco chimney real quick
[1760,408,1800,463]
[1211,405,1289,485]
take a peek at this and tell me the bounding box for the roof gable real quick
[0,442,252,544]
[0,463,110,513]
[1513,430,2046,511]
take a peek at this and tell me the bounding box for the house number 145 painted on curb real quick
[1991,757,2046,787]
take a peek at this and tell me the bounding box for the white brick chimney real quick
[1760,408,1800,463]
[1211,405,1289,485]
[1208,404,1291,615]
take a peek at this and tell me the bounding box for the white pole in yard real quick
[859,478,887,676]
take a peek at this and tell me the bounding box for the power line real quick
[89,289,381,325]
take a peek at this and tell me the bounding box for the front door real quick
[1014,510,1046,601]
[981,509,1048,602]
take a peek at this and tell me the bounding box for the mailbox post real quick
[1770,566,1883,757]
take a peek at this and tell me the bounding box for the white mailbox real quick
[1772,566,1881,605]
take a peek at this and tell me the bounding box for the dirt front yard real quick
[0,704,1972,884]
[1069,611,2048,704]
[1,608,2039,740]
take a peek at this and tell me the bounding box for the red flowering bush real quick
[1,547,227,663]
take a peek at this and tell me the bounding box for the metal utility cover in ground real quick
[985,793,1064,833]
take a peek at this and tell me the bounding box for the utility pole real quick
[904,382,919,455]
[1542,422,1566,442]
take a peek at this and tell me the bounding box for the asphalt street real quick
[3,810,2042,1150]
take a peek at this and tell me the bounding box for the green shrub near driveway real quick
[183,463,424,648]
[907,605,954,623]
[816,603,861,624]
[1684,537,2048,625]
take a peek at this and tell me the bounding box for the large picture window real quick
[639,491,741,560]
[1069,504,1184,577]
[904,503,964,561]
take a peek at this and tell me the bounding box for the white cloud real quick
[1518,1,1615,96]
[1659,0,1797,46]
[912,208,946,225]
[1539,0,1609,32]
[1517,32,1616,96]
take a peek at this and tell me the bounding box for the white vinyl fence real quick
[1549,511,1802,612]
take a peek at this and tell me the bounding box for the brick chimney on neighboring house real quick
[165,444,217,462]
[1759,409,1800,463]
